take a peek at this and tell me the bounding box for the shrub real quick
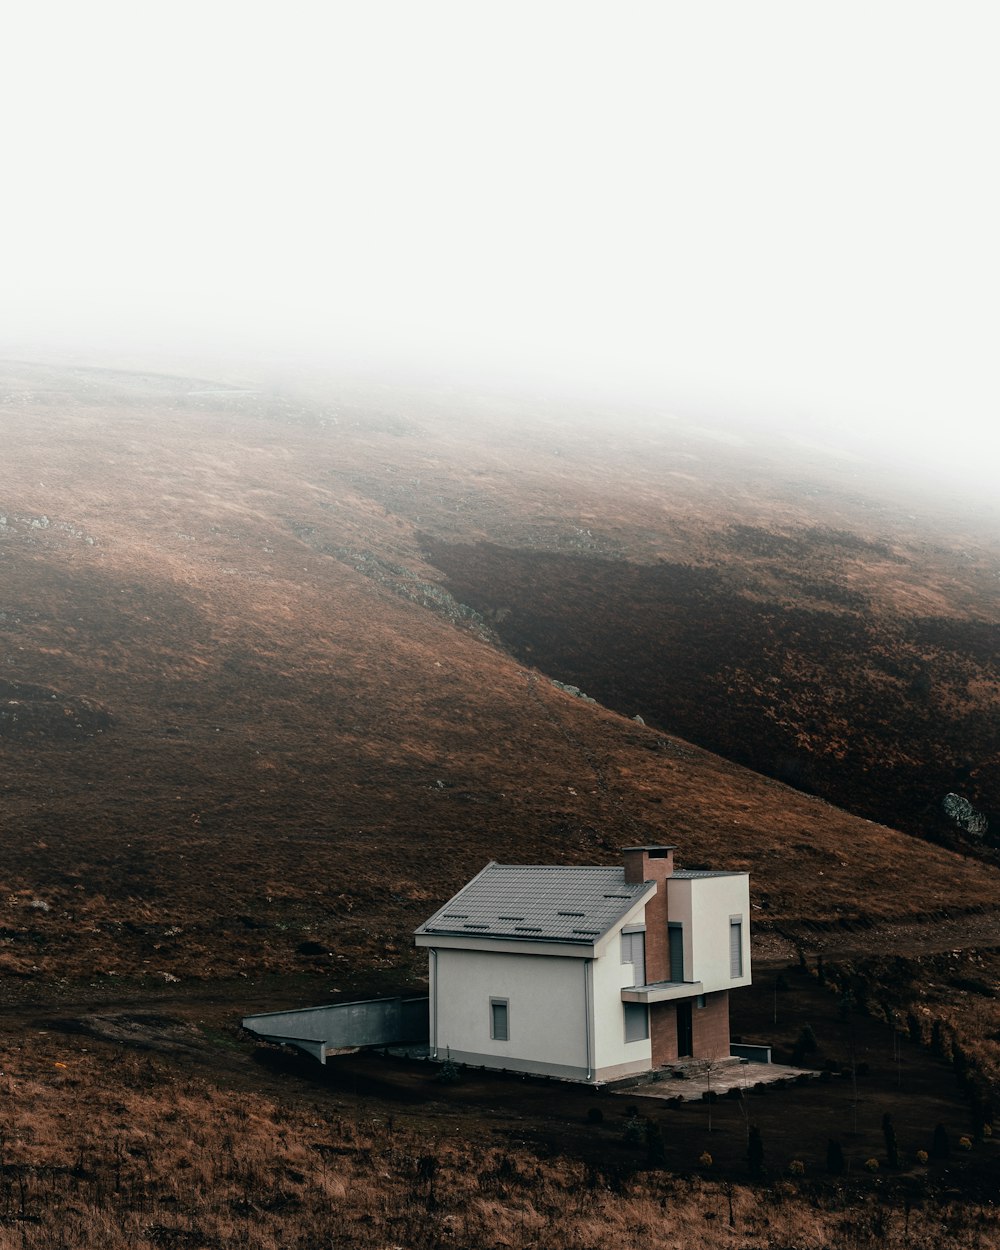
[435,1050,460,1083]
[958,1136,972,1151]
[622,1115,644,1146]
[645,1120,666,1166]
[915,1149,929,1165]
[698,1151,713,1168]
[792,1025,818,1065]
[788,1159,805,1175]
[864,1157,879,1172]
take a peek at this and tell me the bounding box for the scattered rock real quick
[550,679,597,704]
[942,793,989,839]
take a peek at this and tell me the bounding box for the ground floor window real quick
[623,1001,649,1043]
[490,997,509,1041]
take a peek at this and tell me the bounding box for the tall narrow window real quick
[668,923,684,982]
[730,918,744,978]
[490,998,509,1041]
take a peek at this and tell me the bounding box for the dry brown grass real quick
[0,1029,996,1250]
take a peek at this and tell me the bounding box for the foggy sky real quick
[4,2,998,488]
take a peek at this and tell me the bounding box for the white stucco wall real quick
[667,874,751,993]
[432,947,591,1077]
[591,928,652,1076]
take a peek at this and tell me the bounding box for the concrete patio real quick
[612,1059,817,1102]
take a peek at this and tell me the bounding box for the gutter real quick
[430,947,439,1059]
[583,958,594,1082]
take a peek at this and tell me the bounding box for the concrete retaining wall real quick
[243,995,429,1063]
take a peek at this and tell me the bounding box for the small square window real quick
[623,1002,649,1043]
[490,998,509,1041]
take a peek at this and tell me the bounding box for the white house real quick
[414,845,751,1083]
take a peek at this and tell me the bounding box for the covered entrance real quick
[676,1000,693,1057]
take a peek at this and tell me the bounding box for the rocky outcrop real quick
[942,793,989,839]
[0,680,113,740]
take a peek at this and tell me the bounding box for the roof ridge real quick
[484,863,627,872]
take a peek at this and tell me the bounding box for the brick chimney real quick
[623,845,675,884]
[622,846,675,982]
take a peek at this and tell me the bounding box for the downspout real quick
[429,948,438,1059]
[583,958,594,1082]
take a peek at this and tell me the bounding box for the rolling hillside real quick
[1,357,998,994]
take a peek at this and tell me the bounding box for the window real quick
[668,923,684,982]
[623,1002,649,1043]
[490,998,509,1041]
[730,918,744,978]
[620,930,646,986]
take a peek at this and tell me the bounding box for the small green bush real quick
[622,1115,644,1146]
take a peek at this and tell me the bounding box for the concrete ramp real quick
[242,995,429,1064]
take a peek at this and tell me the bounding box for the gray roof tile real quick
[415,863,652,944]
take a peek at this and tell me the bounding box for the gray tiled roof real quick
[415,863,652,944]
[670,869,742,879]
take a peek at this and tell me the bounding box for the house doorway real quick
[676,1001,693,1057]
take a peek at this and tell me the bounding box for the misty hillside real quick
[1,358,998,992]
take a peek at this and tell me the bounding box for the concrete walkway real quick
[613,1061,816,1102]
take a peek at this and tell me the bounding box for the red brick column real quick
[623,847,680,1070]
[650,1002,679,1066]
[622,847,674,983]
[692,991,730,1060]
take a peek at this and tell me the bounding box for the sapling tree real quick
[747,1125,764,1178]
[792,1024,818,1065]
[644,1119,666,1166]
[881,1112,899,1168]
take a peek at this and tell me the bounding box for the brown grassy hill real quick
[0,358,997,993]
